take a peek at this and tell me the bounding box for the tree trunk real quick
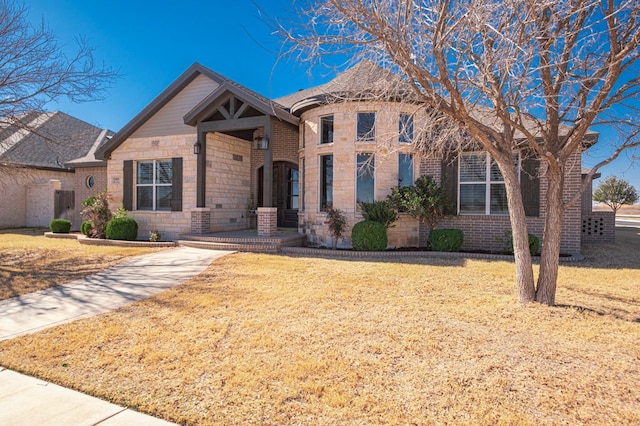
[536,166,564,306]
[502,161,536,303]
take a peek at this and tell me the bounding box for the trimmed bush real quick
[351,220,388,251]
[429,228,464,252]
[105,217,138,241]
[359,200,398,229]
[81,221,92,236]
[49,219,72,233]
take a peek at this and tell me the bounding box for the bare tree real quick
[277,0,640,305]
[0,0,116,155]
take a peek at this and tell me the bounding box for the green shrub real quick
[49,219,72,233]
[105,217,138,241]
[351,220,388,251]
[81,221,92,236]
[497,230,540,256]
[388,175,452,231]
[359,200,398,229]
[428,229,464,252]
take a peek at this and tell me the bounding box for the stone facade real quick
[298,100,586,254]
[107,134,196,241]
[298,101,423,248]
[103,125,298,240]
[206,132,253,232]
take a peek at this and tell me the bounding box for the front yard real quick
[0,228,639,424]
[0,228,166,300]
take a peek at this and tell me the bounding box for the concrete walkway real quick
[0,246,233,425]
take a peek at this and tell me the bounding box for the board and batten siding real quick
[131,74,221,138]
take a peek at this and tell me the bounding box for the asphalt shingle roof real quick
[0,111,107,169]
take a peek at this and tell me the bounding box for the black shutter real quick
[123,160,133,211]
[171,157,183,212]
[441,153,458,215]
[520,157,540,217]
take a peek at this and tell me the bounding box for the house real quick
[95,62,612,253]
[0,111,112,229]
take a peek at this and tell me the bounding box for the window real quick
[300,158,305,212]
[399,113,414,143]
[320,115,334,144]
[357,112,376,141]
[320,155,333,211]
[288,168,299,210]
[458,152,518,215]
[136,159,173,211]
[398,153,414,187]
[356,153,375,208]
[85,175,95,189]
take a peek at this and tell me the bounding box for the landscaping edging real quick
[77,236,176,248]
[44,231,585,261]
[281,246,585,262]
[44,232,81,240]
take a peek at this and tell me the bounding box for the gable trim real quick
[183,82,298,127]
[95,63,228,160]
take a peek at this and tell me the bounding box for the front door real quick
[258,161,299,228]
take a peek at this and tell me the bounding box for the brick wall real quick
[257,207,277,236]
[0,167,74,229]
[250,118,299,207]
[74,166,107,229]
[581,211,615,243]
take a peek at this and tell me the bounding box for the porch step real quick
[177,231,306,253]
[177,240,282,253]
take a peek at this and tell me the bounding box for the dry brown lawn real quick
[0,228,639,425]
[0,228,166,300]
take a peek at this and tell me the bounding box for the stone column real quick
[190,207,211,234]
[257,207,277,236]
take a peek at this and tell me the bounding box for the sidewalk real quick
[0,246,233,425]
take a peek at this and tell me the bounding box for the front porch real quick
[178,228,306,253]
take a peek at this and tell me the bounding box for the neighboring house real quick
[0,111,111,229]
[96,62,610,253]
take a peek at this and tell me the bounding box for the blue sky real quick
[26,0,326,130]
[25,0,640,193]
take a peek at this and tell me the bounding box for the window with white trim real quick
[136,159,173,211]
[458,152,518,215]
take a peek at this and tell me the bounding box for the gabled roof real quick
[183,81,298,127]
[0,111,109,170]
[65,129,115,168]
[96,63,297,160]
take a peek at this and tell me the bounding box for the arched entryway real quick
[258,161,299,228]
